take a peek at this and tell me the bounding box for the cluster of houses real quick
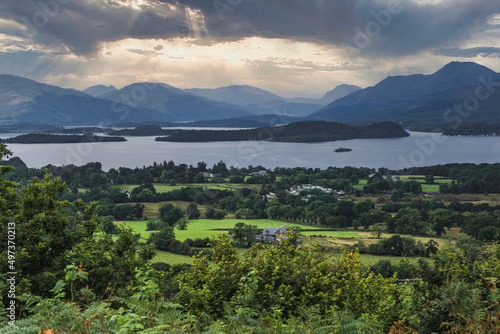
[263,184,346,201]
[288,184,345,197]
[202,170,269,179]
[251,170,268,176]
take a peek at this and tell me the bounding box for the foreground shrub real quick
[177,233,406,331]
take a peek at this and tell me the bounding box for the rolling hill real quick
[0,75,166,125]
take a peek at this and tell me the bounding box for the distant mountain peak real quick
[319,84,362,105]
[83,84,117,97]
[433,61,495,76]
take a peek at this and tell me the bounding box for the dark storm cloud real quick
[176,0,500,56]
[0,0,499,57]
[433,47,500,58]
[0,0,190,55]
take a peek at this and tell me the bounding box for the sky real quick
[0,0,500,98]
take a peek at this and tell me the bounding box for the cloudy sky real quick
[0,0,500,98]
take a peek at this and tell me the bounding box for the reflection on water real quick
[2,132,499,170]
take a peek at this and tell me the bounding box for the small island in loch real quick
[334,147,352,152]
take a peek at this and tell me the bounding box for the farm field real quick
[117,183,260,193]
[353,179,367,189]
[153,250,193,265]
[119,218,323,242]
[353,175,453,193]
[399,175,453,193]
[124,217,445,266]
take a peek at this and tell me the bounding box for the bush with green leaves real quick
[148,226,176,251]
[159,203,185,226]
[177,233,406,330]
[231,222,260,248]
[408,243,500,333]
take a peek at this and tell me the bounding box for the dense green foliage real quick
[0,143,157,313]
[178,235,404,328]
[407,163,500,193]
[231,222,260,248]
[2,154,500,242]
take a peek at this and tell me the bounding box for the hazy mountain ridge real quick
[185,84,358,117]
[307,62,500,127]
[185,85,283,106]
[0,75,166,125]
[94,83,252,122]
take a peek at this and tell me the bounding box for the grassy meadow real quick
[117,218,443,267]
[118,183,261,194]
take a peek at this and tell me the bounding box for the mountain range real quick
[97,83,251,122]
[0,75,165,125]
[185,84,360,117]
[0,62,499,127]
[307,62,500,127]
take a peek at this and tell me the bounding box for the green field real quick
[121,218,322,242]
[399,175,453,193]
[121,218,437,266]
[301,231,368,238]
[421,184,441,193]
[353,175,454,193]
[353,179,367,189]
[153,250,193,265]
[118,183,260,193]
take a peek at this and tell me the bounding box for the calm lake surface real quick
[2,132,499,170]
